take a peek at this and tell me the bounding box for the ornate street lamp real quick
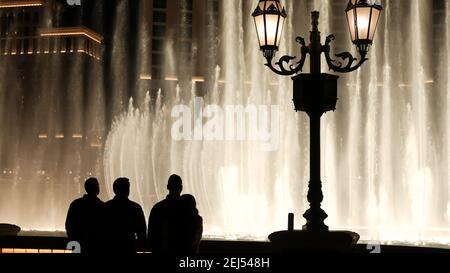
[346,0,383,55]
[252,0,287,60]
[252,0,382,251]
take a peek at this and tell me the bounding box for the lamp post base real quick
[302,206,329,232]
[269,230,360,253]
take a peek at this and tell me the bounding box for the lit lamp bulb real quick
[346,0,383,55]
[252,0,287,61]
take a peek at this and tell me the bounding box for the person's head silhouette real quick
[180,194,198,214]
[85,178,100,196]
[113,177,130,198]
[167,174,183,196]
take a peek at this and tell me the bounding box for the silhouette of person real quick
[104,178,146,255]
[178,194,203,254]
[148,175,203,254]
[148,174,183,253]
[65,178,105,255]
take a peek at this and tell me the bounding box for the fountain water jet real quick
[0,0,448,246]
[103,0,450,244]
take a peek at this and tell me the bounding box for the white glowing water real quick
[0,0,449,246]
[101,0,450,244]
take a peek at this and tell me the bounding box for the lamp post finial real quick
[311,11,320,32]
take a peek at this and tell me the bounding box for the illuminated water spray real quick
[105,0,450,244]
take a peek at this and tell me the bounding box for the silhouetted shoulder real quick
[69,195,104,209]
[129,199,144,210]
[69,197,84,207]
[151,200,167,212]
[104,199,120,208]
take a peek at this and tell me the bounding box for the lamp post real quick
[253,0,383,250]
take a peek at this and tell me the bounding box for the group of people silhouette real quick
[65,175,203,255]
